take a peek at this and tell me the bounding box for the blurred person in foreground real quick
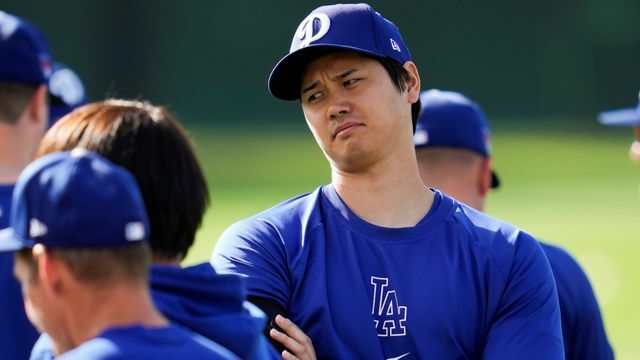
[212,3,563,359]
[0,10,51,359]
[0,150,237,359]
[415,89,614,360]
[31,100,277,359]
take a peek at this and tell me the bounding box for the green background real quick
[3,0,639,358]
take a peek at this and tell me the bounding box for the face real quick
[300,52,419,173]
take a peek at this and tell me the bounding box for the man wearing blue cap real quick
[0,150,238,359]
[213,3,563,359]
[416,89,614,360]
[0,11,51,359]
[47,62,87,127]
[599,91,640,161]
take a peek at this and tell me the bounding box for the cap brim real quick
[268,44,387,101]
[0,228,29,252]
[598,108,640,126]
[491,170,500,189]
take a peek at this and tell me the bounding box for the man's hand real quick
[269,314,317,360]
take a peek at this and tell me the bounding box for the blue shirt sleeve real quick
[211,219,291,309]
[483,232,565,360]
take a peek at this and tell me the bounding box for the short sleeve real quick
[483,232,565,360]
[211,219,291,309]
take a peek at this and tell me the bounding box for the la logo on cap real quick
[295,13,330,48]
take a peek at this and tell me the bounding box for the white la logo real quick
[295,13,330,49]
[371,276,407,337]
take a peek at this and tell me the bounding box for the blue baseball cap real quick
[414,89,500,188]
[598,91,640,126]
[48,62,87,126]
[0,11,52,85]
[268,3,412,100]
[0,149,149,252]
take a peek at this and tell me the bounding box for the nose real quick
[326,91,352,121]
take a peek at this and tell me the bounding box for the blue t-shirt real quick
[212,186,564,359]
[30,264,278,360]
[0,184,40,360]
[57,324,238,359]
[541,242,614,360]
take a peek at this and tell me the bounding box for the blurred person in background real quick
[598,91,640,162]
[32,100,278,359]
[0,10,51,359]
[415,89,614,360]
[47,62,86,127]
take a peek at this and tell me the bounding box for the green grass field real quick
[184,121,639,359]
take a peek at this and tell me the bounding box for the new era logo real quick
[390,38,401,52]
[125,222,145,241]
[29,219,48,238]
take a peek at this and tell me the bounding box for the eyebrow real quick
[301,68,360,95]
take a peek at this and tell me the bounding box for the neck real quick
[0,123,32,184]
[332,149,433,228]
[61,281,167,352]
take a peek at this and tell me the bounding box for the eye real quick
[307,91,324,103]
[344,78,360,87]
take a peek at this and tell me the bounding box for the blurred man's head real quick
[0,151,150,340]
[0,11,52,176]
[414,90,499,211]
[36,100,209,263]
[598,91,640,162]
[47,62,86,127]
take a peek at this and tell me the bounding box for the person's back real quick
[34,100,277,359]
[1,151,236,359]
[414,89,614,360]
[0,11,51,359]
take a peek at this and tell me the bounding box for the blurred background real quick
[4,0,639,358]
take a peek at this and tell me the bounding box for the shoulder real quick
[444,195,539,252]
[215,187,325,249]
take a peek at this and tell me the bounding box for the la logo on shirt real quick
[371,276,407,337]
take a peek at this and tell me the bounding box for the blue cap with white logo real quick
[268,3,412,100]
[48,62,87,126]
[598,91,640,126]
[414,89,500,188]
[0,11,52,85]
[0,150,149,252]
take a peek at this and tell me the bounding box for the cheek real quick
[21,285,45,331]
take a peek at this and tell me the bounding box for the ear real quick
[402,61,421,104]
[25,85,49,126]
[477,157,493,198]
[33,244,64,296]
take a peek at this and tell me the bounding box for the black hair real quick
[36,100,209,262]
[373,56,421,133]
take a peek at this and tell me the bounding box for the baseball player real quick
[0,150,238,359]
[0,11,50,359]
[30,100,278,360]
[212,3,564,359]
[47,62,87,127]
[598,91,640,160]
[415,89,614,360]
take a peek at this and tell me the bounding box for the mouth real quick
[332,122,364,139]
